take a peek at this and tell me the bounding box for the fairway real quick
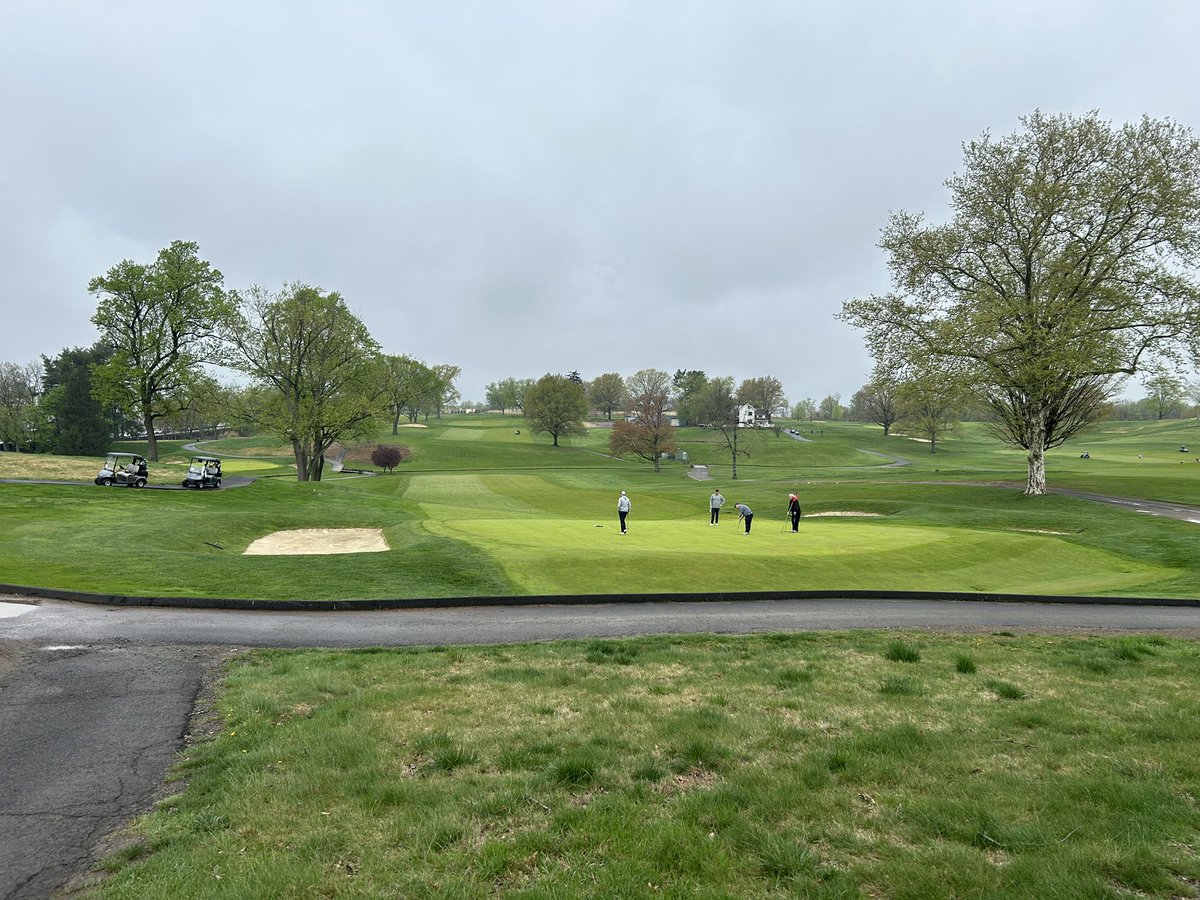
[0,415,1197,601]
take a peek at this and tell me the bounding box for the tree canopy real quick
[89,240,228,460]
[840,111,1200,493]
[694,375,751,479]
[223,283,382,481]
[588,372,627,421]
[609,369,677,472]
[523,373,588,446]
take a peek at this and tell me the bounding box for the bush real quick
[371,444,404,472]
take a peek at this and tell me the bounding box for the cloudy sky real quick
[3,1,1198,405]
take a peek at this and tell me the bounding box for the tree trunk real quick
[652,453,660,473]
[392,411,400,435]
[143,412,159,461]
[1025,418,1047,495]
[292,440,310,482]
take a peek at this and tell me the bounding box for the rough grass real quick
[91,631,1200,898]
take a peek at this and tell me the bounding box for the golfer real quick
[617,490,631,534]
[787,493,801,532]
[735,502,753,534]
[709,488,725,525]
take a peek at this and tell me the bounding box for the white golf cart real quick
[182,455,222,489]
[95,452,149,488]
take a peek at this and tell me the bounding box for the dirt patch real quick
[243,528,389,556]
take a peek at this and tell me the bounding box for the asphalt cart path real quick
[0,634,211,900]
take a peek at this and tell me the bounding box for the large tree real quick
[523,373,588,446]
[431,364,461,418]
[896,373,963,453]
[609,369,678,472]
[841,111,1200,494]
[588,372,627,421]
[737,376,787,423]
[223,283,382,481]
[38,344,115,455]
[852,370,901,435]
[694,376,752,479]
[1143,373,1186,420]
[382,355,436,431]
[0,361,41,451]
[672,369,708,426]
[89,240,228,461]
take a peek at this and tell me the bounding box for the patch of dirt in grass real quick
[243,528,389,555]
[657,767,719,795]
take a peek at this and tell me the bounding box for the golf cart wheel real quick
[132,479,146,488]
[100,477,114,487]
[214,479,221,489]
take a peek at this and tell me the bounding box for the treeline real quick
[0,242,460,481]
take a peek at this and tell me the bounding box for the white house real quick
[738,404,757,426]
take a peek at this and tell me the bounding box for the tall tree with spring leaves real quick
[737,376,787,423]
[89,241,229,461]
[223,284,383,481]
[523,373,588,446]
[841,111,1200,494]
[588,372,627,421]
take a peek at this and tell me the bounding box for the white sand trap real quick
[398,423,428,428]
[243,528,389,556]
[805,511,883,518]
[1013,528,1073,535]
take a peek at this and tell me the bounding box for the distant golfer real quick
[617,490,631,534]
[709,488,725,525]
[735,502,753,534]
[787,493,801,533]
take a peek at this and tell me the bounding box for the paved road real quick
[4,595,1200,899]
[0,633,212,900]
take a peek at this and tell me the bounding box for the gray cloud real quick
[2,1,1197,402]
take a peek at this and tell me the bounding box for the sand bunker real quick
[398,423,428,428]
[243,528,389,556]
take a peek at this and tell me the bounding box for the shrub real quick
[954,654,978,674]
[371,444,404,472]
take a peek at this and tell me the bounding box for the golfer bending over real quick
[735,502,753,534]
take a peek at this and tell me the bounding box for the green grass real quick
[1,414,1198,600]
[91,632,1200,898]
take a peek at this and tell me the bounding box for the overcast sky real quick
[3,1,1198,405]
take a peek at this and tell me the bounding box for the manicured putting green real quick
[428,516,1176,596]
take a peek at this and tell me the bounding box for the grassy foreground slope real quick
[92,632,1200,898]
[0,415,1197,599]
